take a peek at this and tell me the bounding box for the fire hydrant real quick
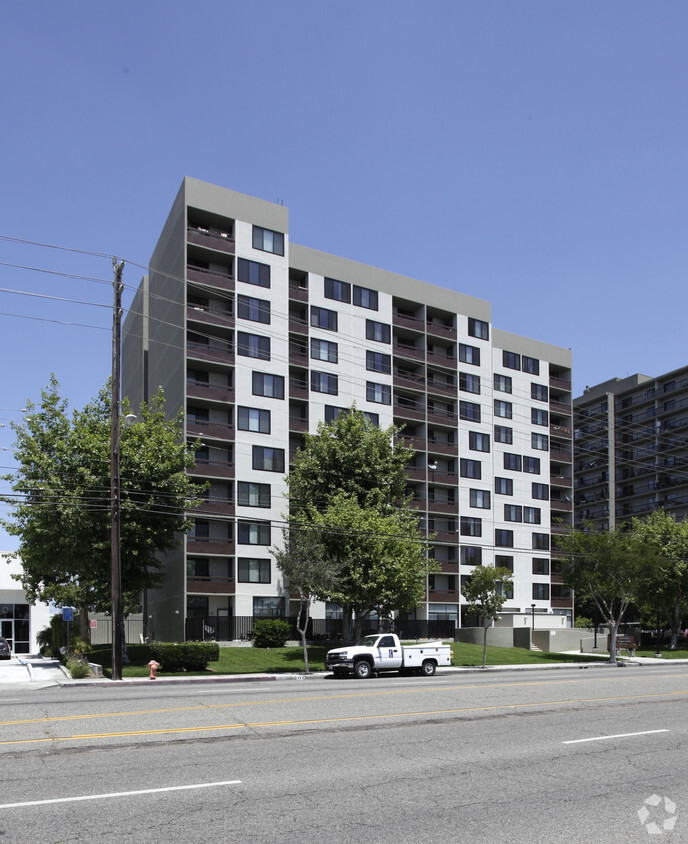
[148,660,160,680]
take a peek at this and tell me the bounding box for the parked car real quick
[0,637,11,660]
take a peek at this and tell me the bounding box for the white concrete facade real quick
[1,555,51,654]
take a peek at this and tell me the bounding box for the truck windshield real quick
[357,636,379,648]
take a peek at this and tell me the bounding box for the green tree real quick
[631,510,688,650]
[461,565,514,668]
[1,376,202,623]
[273,524,343,673]
[558,524,654,664]
[286,409,433,640]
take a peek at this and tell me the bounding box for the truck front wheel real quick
[354,660,373,679]
[421,659,436,677]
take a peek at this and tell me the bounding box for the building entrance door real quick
[1,619,13,652]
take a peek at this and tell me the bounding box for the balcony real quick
[188,459,235,480]
[393,372,426,392]
[289,415,309,433]
[427,438,458,456]
[187,381,234,404]
[393,311,425,333]
[289,317,309,336]
[550,473,572,487]
[429,470,458,486]
[426,408,457,427]
[186,303,234,330]
[437,560,459,573]
[426,350,456,370]
[428,588,459,603]
[288,283,308,302]
[550,446,572,463]
[187,419,234,442]
[187,577,235,595]
[394,342,424,362]
[289,344,309,365]
[187,265,234,293]
[426,377,457,397]
[430,530,458,543]
[186,537,236,556]
[187,225,235,254]
[395,435,427,452]
[427,499,458,515]
[550,424,572,439]
[289,379,309,400]
[550,399,571,414]
[189,498,235,518]
[393,400,425,422]
[187,342,234,366]
[426,320,457,341]
[550,376,572,392]
[551,597,573,609]
[550,498,573,512]
[405,465,428,481]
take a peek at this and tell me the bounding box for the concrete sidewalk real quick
[0,656,69,686]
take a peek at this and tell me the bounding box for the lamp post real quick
[531,603,536,632]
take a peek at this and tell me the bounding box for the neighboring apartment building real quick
[123,177,574,642]
[574,368,688,530]
[1,556,51,654]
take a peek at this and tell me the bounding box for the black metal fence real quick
[185,616,455,643]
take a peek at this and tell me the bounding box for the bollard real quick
[148,659,160,680]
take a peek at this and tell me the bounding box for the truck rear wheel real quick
[421,659,436,677]
[354,660,373,679]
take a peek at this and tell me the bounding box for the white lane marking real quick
[563,729,669,745]
[0,780,242,809]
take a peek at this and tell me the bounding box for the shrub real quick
[574,616,593,629]
[252,619,291,648]
[67,659,91,679]
[149,641,219,672]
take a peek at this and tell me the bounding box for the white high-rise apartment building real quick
[123,178,573,642]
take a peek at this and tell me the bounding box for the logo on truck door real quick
[389,649,394,657]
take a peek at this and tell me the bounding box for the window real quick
[531,383,549,402]
[253,596,283,618]
[311,306,338,331]
[495,529,514,547]
[470,489,491,509]
[495,477,513,495]
[252,372,284,399]
[238,406,270,434]
[532,482,549,500]
[460,372,481,394]
[524,507,541,524]
[532,583,550,600]
[353,285,378,310]
[187,557,209,578]
[494,400,513,419]
[522,356,539,375]
[252,446,285,472]
[504,504,522,522]
[468,318,489,340]
[532,533,550,550]
[460,458,481,479]
[494,425,513,444]
[497,580,514,600]
[502,351,520,370]
[494,374,512,393]
[496,555,513,572]
[460,546,482,566]
[237,258,270,288]
[252,225,284,255]
[237,482,271,508]
[237,332,270,360]
[366,350,391,374]
[311,338,338,363]
[460,401,481,422]
[532,408,549,426]
[460,516,482,537]
[237,520,271,545]
[324,277,351,303]
[523,456,541,474]
[238,558,271,583]
[503,453,522,471]
[366,320,391,344]
[366,382,391,404]
[364,411,379,426]
[459,343,480,366]
[325,405,347,423]
[188,520,209,539]
[237,295,270,324]
[311,371,338,395]
[469,431,490,453]
[532,558,549,575]
[532,433,549,451]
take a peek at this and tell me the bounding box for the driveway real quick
[0,656,68,685]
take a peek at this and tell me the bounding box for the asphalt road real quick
[0,665,686,843]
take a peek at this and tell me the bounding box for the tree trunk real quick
[79,607,91,644]
[342,605,353,642]
[608,619,619,665]
[297,598,310,674]
[670,603,681,650]
[482,624,488,668]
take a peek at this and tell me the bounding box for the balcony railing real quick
[187,381,234,403]
[427,438,458,456]
[393,312,425,332]
[187,225,235,254]
[186,577,235,595]
[187,265,234,292]
[186,304,234,328]
[186,537,235,555]
[187,419,234,442]
[187,342,234,365]
[428,588,459,603]
[426,320,457,340]
[426,378,457,397]
[288,284,308,302]
[426,351,456,369]
[549,376,572,392]
[188,459,235,479]
[289,317,309,336]
[189,498,235,517]
[393,343,424,361]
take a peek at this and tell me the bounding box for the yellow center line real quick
[1,689,687,747]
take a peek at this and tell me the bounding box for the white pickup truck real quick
[325,633,453,678]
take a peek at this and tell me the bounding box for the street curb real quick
[55,657,688,687]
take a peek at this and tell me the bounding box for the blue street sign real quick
[62,607,74,622]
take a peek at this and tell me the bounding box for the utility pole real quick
[111,258,124,681]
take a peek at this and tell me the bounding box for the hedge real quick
[149,641,219,672]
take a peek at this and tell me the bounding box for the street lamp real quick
[531,603,536,632]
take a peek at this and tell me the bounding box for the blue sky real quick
[1,1,687,549]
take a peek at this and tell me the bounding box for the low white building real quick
[1,555,51,654]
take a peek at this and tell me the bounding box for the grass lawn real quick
[89,641,609,679]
